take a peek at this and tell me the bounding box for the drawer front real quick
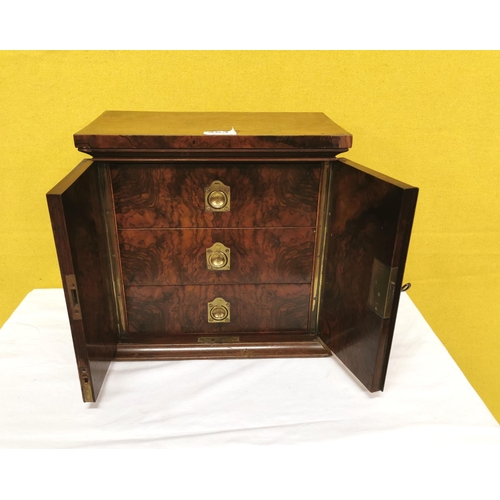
[125,284,311,334]
[111,163,321,228]
[119,228,315,285]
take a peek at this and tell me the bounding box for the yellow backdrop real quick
[1,51,498,420]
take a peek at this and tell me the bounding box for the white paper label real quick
[203,127,237,135]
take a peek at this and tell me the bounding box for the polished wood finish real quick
[75,111,353,154]
[47,160,119,402]
[116,333,330,360]
[125,284,311,334]
[111,163,321,228]
[48,112,419,402]
[318,158,418,392]
[119,227,315,285]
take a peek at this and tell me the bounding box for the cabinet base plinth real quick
[115,334,331,361]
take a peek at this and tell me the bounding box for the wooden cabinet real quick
[47,112,418,402]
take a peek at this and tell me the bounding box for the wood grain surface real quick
[318,158,418,392]
[74,111,353,152]
[116,333,331,360]
[125,284,311,334]
[119,227,315,285]
[47,109,422,402]
[47,160,119,402]
[111,163,320,228]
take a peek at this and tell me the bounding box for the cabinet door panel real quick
[47,160,118,402]
[319,159,418,392]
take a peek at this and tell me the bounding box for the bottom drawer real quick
[125,284,311,334]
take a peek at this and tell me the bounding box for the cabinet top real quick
[74,111,352,157]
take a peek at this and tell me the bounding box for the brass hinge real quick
[65,274,82,320]
[368,259,399,319]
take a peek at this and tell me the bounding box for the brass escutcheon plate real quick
[206,242,230,271]
[205,180,230,212]
[207,297,230,323]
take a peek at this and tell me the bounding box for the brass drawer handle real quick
[208,297,230,323]
[205,180,230,212]
[206,242,230,271]
[208,190,227,209]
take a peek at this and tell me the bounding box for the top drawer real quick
[111,163,321,228]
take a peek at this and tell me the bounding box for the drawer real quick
[111,163,321,228]
[119,227,315,285]
[125,284,311,334]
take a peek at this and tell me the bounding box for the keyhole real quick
[71,289,79,306]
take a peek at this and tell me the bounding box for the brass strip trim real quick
[98,164,127,336]
[79,367,94,402]
[310,161,333,332]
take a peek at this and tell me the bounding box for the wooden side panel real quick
[318,158,418,392]
[111,163,321,228]
[125,284,311,334]
[119,228,315,285]
[47,160,118,402]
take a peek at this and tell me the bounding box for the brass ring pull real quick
[208,251,228,269]
[210,305,229,321]
[206,242,230,271]
[205,180,230,212]
[208,297,230,323]
[208,190,228,210]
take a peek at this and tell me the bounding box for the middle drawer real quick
[119,227,315,285]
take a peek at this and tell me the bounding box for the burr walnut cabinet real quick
[47,111,418,402]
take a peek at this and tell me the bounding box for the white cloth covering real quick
[0,289,499,497]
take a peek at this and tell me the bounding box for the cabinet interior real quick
[105,161,330,356]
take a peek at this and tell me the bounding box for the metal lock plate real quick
[205,180,230,212]
[65,274,82,320]
[207,297,230,323]
[206,242,230,271]
[368,259,399,319]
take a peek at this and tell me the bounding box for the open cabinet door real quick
[47,160,119,402]
[319,158,418,392]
